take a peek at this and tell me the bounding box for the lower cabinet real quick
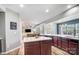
[61,39,69,52]
[68,40,78,55]
[58,37,62,48]
[24,40,51,55]
[24,41,40,55]
[52,36,79,55]
[53,36,58,47]
[41,40,51,55]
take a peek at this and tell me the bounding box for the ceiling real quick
[2,4,75,26]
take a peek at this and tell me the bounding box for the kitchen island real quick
[23,36,52,55]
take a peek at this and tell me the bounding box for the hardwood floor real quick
[51,46,70,55]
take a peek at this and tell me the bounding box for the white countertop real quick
[41,34,79,40]
[23,36,52,42]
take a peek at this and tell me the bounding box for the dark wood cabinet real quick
[61,39,69,52]
[68,40,78,55]
[53,36,58,47]
[52,37,54,45]
[58,37,62,48]
[41,40,51,55]
[52,36,79,55]
[24,40,51,55]
[24,41,40,55]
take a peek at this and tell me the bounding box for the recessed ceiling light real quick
[20,4,24,8]
[45,9,49,13]
[67,5,72,8]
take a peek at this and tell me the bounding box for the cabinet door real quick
[53,36,58,47]
[61,39,68,52]
[69,40,78,55]
[52,37,54,45]
[24,42,40,55]
[58,37,62,48]
[41,40,51,55]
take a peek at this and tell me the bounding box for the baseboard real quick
[1,46,21,55]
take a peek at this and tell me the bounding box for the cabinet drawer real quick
[24,41,40,47]
[41,40,52,44]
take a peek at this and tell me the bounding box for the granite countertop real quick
[41,34,79,40]
[23,36,52,42]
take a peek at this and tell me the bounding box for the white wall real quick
[39,24,44,34]
[44,22,57,34]
[5,8,22,51]
[34,22,57,35]
[0,5,22,52]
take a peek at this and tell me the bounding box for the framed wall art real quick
[10,22,17,30]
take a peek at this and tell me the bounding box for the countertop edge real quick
[40,34,79,40]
